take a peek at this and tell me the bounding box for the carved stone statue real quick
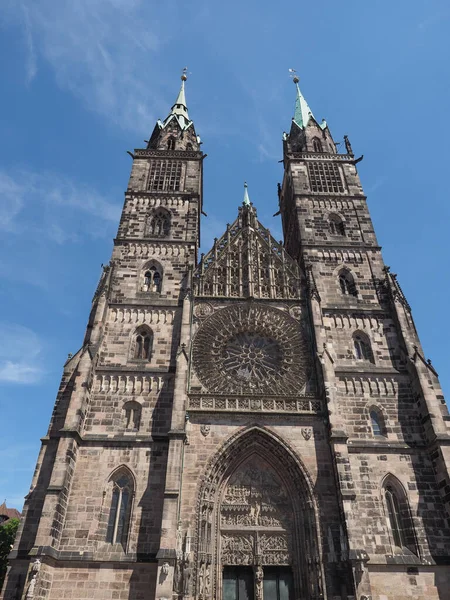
[31,559,41,574]
[26,576,37,599]
[183,555,192,596]
[255,566,264,600]
[204,564,211,598]
[198,562,205,597]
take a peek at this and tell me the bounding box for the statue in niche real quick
[255,566,264,600]
[183,555,192,597]
[204,564,211,598]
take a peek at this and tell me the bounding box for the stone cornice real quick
[134,148,203,160]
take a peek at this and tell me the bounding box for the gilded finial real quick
[181,66,188,81]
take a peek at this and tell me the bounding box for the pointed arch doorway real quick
[195,428,324,600]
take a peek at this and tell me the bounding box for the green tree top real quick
[0,518,20,592]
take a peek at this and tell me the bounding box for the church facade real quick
[3,75,450,600]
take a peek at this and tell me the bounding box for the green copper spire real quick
[158,70,193,131]
[292,75,314,129]
[243,181,251,206]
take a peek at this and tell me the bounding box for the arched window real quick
[167,137,176,150]
[106,471,133,546]
[353,332,374,362]
[329,214,345,236]
[186,142,193,151]
[370,407,386,437]
[124,401,141,431]
[133,326,153,360]
[312,137,323,152]
[148,208,170,237]
[338,270,357,296]
[384,480,417,554]
[142,265,162,293]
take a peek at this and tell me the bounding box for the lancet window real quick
[353,332,374,362]
[370,407,386,437]
[338,269,357,296]
[123,401,142,431]
[329,213,346,236]
[106,471,133,546]
[312,137,323,152]
[383,479,417,554]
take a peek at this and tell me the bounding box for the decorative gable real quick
[194,204,301,299]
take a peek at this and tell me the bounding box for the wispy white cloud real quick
[0,169,121,242]
[21,2,37,84]
[0,324,44,384]
[11,0,167,132]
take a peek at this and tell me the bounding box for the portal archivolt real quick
[193,428,324,600]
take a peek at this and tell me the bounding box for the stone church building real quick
[2,74,450,600]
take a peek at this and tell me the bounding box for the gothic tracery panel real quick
[192,303,310,394]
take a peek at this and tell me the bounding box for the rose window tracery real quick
[192,303,309,394]
[223,333,282,383]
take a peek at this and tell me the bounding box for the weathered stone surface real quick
[2,82,450,600]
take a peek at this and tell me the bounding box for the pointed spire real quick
[243,181,251,206]
[170,72,189,122]
[159,69,193,131]
[292,75,314,129]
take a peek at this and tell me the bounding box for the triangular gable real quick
[194,205,301,300]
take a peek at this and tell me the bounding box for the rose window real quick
[192,303,309,394]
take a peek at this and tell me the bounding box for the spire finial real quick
[243,181,251,206]
[181,66,188,82]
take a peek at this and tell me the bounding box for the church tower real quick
[2,74,450,600]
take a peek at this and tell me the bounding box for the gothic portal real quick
[3,73,450,600]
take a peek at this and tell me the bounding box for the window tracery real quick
[147,208,171,237]
[142,265,162,293]
[312,137,323,152]
[133,326,153,360]
[383,479,417,554]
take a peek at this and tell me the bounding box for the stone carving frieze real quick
[192,303,310,395]
[221,464,290,529]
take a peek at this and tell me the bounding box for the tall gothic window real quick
[142,265,162,293]
[147,208,171,237]
[338,269,357,296]
[312,137,323,152]
[308,162,344,193]
[353,332,374,362]
[106,471,133,546]
[133,326,153,360]
[329,214,345,236]
[370,408,386,437]
[148,160,182,192]
[167,137,176,150]
[384,480,417,554]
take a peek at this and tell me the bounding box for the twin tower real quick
[3,75,450,600]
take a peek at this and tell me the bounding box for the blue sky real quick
[1,0,450,509]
